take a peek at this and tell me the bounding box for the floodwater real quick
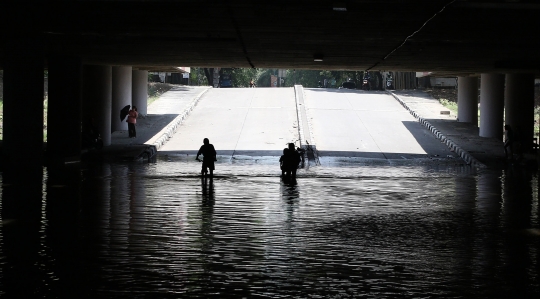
[1,157,539,298]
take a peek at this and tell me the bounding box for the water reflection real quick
[0,162,538,298]
[1,170,43,298]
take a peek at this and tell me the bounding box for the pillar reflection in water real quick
[108,164,130,271]
[128,163,147,244]
[500,168,537,297]
[451,174,478,287]
[0,168,44,297]
[474,169,540,297]
[474,170,503,292]
[43,165,83,296]
[80,163,112,294]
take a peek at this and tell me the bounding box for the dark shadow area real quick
[400,120,456,157]
[304,88,387,95]
[392,89,436,100]
[168,86,200,92]
[134,114,179,141]
[1,181,44,298]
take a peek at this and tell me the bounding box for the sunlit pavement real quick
[158,87,299,157]
[302,88,458,160]
[155,87,466,168]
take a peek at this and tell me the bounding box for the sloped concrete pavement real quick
[389,90,509,169]
[96,85,522,170]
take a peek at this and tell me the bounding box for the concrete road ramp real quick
[302,88,457,161]
[158,87,299,159]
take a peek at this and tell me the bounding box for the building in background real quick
[149,67,191,85]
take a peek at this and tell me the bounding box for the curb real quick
[294,85,306,148]
[387,91,485,168]
[147,88,211,150]
[294,85,320,165]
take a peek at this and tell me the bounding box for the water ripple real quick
[0,161,539,298]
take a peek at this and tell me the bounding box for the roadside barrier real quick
[147,88,211,150]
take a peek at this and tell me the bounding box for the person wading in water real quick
[196,138,217,177]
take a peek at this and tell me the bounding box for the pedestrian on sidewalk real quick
[196,138,217,177]
[127,106,138,138]
[504,124,514,160]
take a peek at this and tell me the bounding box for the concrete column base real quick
[112,66,132,132]
[2,51,44,181]
[47,55,82,165]
[479,73,505,140]
[132,70,148,116]
[505,73,535,152]
[83,65,112,146]
[457,76,478,124]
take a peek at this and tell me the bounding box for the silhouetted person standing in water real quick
[196,138,217,177]
[282,143,302,179]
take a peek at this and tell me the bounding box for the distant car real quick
[339,81,356,89]
[219,74,233,88]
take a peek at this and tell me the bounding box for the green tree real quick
[230,68,257,87]
[189,67,209,86]
[256,69,277,87]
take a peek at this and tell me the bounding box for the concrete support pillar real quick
[457,76,478,124]
[505,74,535,152]
[83,65,112,146]
[112,66,132,131]
[47,55,82,164]
[132,70,148,116]
[2,50,44,181]
[479,73,505,140]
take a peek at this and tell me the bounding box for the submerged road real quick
[158,87,456,162]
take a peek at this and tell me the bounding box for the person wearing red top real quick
[127,106,138,138]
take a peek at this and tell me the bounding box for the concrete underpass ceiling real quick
[1,0,540,76]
